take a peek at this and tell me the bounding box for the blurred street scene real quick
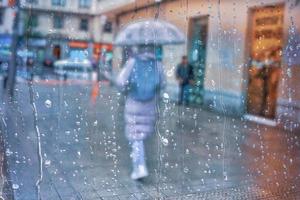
[1,80,300,199]
[0,0,300,199]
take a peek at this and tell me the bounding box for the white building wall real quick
[95,0,135,13]
[92,15,107,42]
[21,0,96,15]
[0,8,14,34]
[32,13,92,40]
[20,0,102,41]
[2,0,118,40]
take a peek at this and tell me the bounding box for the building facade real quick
[0,0,15,49]
[0,0,114,62]
[101,0,300,131]
[20,0,108,62]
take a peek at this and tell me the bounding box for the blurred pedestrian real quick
[115,45,165,180]
[26,57,34,81]
[260,48,282,118]
[43,58,53,68]
[3,73,8,89]
[111,18,184,180]
[176,56,194,105]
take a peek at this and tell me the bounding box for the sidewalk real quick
[1,80,300,200]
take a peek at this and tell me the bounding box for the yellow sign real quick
[251,5,284,59]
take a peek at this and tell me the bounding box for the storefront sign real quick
[69,41,89,49]
[93,43,113,60]
[251,5,284,58]
[94,43,113,51]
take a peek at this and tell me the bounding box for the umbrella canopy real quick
[114,19,186,46]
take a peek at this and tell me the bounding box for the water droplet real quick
[45,160,51,167]
[163,93,169,99]
[5,149,13,156]
[93,120,98,126]
[164,162,169,168]
[211,80,216,87]
[64,101,68,107]
[12,184,19,190]
[183,167,189,173]
[223,172,228,181]
[185,149,190,154]
[44,99,52,108]
[161,137,169,146]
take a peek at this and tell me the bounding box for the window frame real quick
[79,0,91,8]
[0,9,3,25]
[79,18,89,31]
[53,15,64,29]
[103,21,113,33]
[28,13,39,28]
[51,0,66,7]
[26,0,38,3]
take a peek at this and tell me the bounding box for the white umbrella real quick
[114,19,186,46]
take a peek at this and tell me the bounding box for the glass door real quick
[188,16,208,105]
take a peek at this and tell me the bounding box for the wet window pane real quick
[0,0,300,199]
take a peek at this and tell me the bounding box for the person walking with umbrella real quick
[107,19,185,180]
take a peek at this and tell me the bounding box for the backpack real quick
[128,57,160,101]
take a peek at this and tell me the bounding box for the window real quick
[27,14,38,28]
[26,0,38,3]
[0,9,3,25]
[79,18,88,31]
[53,15,64,29]
[79,0,91,8]
[103,21,112,33]
[52,0,66,6]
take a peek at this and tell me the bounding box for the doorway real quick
[246,5,284,119]
[53,45,61,60]
[188,16,208,105]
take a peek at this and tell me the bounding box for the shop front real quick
[94,43,113,74]
[69,41,89,53]
[244,3,300,130]
[105,0,300,129]
[246,4,284,120]
[46,34,69,61]
[93,43,113,62]
[0,34,11,50]
[26,38,47,63]
[188,16,208,105]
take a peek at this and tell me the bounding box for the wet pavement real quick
[1,78,300,199]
